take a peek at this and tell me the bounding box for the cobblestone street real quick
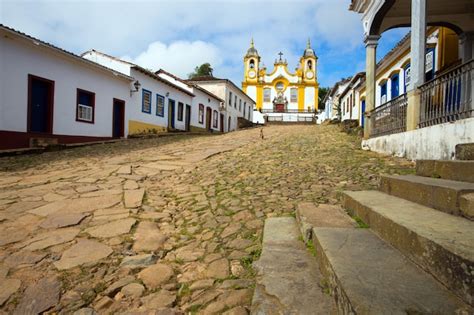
[0,125,414,314]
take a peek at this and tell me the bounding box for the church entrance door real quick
[275,103,285,113]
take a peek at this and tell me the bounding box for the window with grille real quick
[264,88,271,102]
[142,89,152,114]
[76,89,95,123]
[156,94,165,117]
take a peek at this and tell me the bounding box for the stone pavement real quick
[0,125,414,314]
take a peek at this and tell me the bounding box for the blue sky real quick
[0,0,408,88]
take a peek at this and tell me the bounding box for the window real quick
[264,88,271,102]
[213,110,218,128]
[229,91,232,105]
[248,108,251,120]
[276,82,284,91]
[234,95,237,108]
[156,94,165,117]
[404,63,411,93]
[177,102,184,121]
[290,88,297,102]
[76,89,95,123]
[391,73,400,98]
[243,102,246,116]
[199,104,204,124]
[142,89,152,114]
[380,82,387,104]
[239,99,242,112]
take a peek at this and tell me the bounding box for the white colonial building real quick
[82,50,196,134]
[187,77,255,132]
[0,25,133,150]
[242,39,319,123]
[156,69,225,133]
[351,0,473,160]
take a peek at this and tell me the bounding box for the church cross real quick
[278,52,283,61]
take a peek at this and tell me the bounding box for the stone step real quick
[379,174,474,216]
[295,202,356,243]
[343,190,474,306]
[251,217,334,314]
[416,160,474,183]
[312,227,471,314]
[456,143,474,160]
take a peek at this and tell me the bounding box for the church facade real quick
[242,40,319,123]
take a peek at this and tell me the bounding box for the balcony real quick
[260,109,315,114]
[419,60,473,128]
[368,94,408,138]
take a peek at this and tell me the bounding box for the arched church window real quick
[275,82,284,91]
[249,59,255,69]
[307,60,312,70]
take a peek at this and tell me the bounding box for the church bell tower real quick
[300,38,318,84]
[244,39,260,83]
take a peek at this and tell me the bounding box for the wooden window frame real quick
[177,102,184,121]
[76,88,95,124]
[213,110,218,128]
[156,94,165,117]
[198,104,204,124]
[142,89,152,114]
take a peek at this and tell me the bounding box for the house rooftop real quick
[156,69,224,103]
[0,24,134,82]
[187,76,256,105]
[132,65,195,97]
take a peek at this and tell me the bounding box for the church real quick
[242,39,319,123]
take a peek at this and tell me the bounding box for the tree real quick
[188,63,213,79]
[318,87,330,110]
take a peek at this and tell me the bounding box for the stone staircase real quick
[251,159,474,314]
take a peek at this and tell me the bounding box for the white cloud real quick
[121,40,223,78]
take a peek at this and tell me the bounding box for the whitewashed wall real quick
[129,69,193,132]
[1,33,131,137]
[82,51,132,76]
[189,88,222,132]
[362,118,474,160]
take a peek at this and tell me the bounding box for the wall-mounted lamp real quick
[166,92,170,97]
[130,80,141,96]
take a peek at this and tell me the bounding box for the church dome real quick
[303,38,315,57]
[245,39,259,58]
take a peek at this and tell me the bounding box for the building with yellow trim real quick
[242,39,319,123]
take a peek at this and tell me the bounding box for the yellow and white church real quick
[242,39,319,122]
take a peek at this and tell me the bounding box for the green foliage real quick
[188,63,213,79]
[306,239,317,257]
[318,86,330,109]
[353,216,369,228]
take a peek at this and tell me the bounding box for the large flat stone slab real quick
[251,217,334,314]
[296,202,355,242]
[124,189,145,208]
[54,239,113,270]
[343,190,474,306]
[28,194,122,217]
[14,276,60,314]
[85,218,136,238]
[132,221,167,252]
[0,278,21,306]
[40,213,88,229]
[20,228,80,251]
[313,227,470,314]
